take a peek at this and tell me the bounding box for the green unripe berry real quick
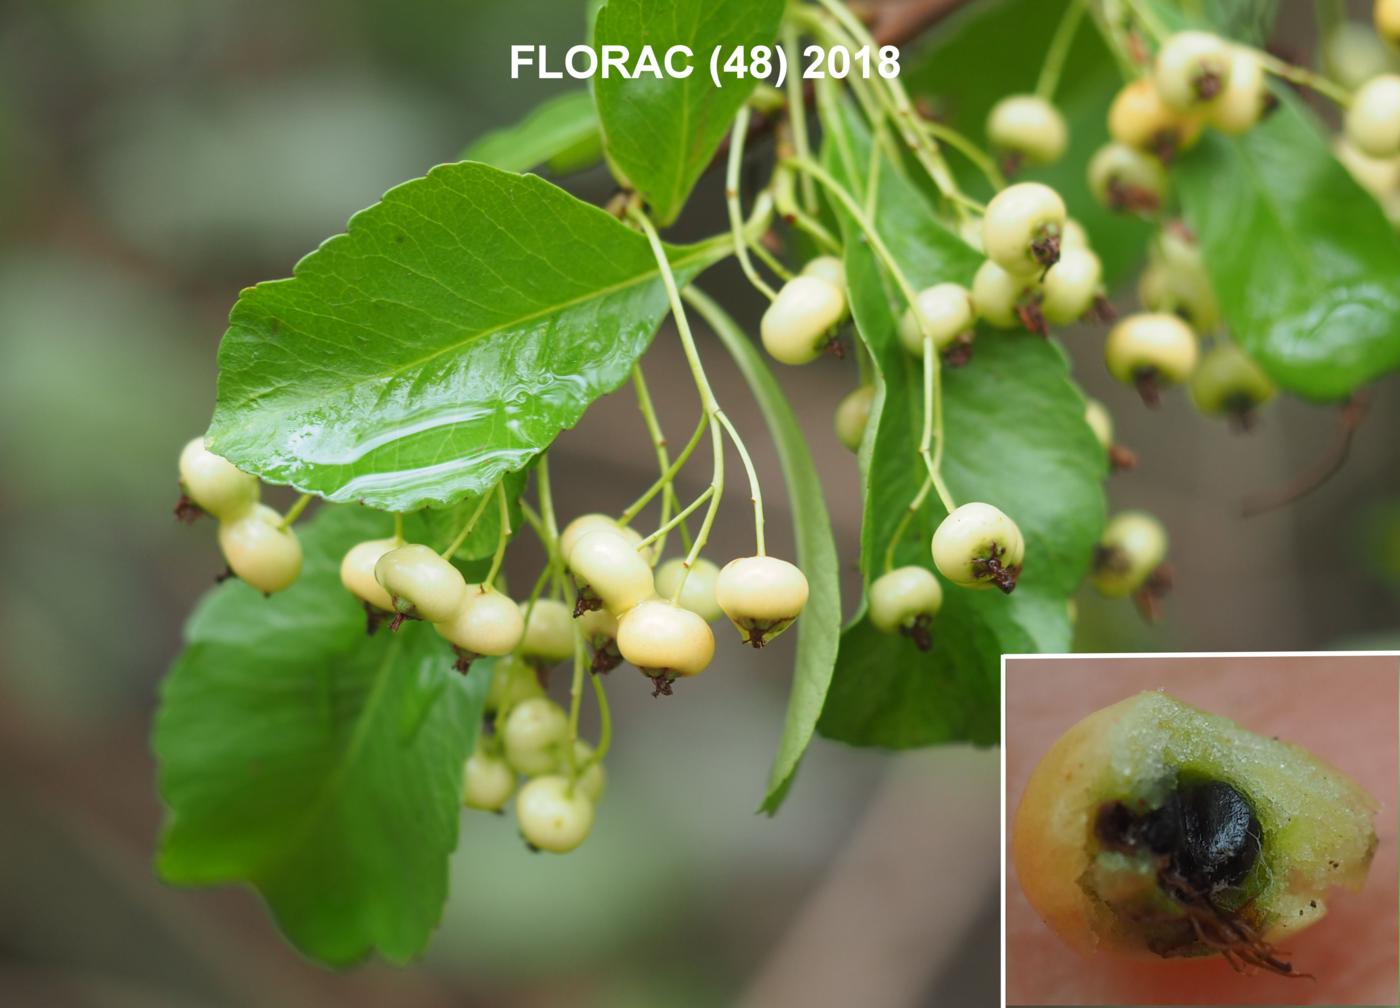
[1088,143,1169,215]
[568,528,656,614]
[982,182,1067,275]
[179,437,259,520]
[715,555,809,647]
[340,537,398,611]
[463,745,516,812]
[868,565,943,643]
[516,775,594,853]
[1092,511,1168,598]
[987,94,1068,165]
[834,385,875,453]
[898,282,975,355]
[520,597,575,664]
[218,503,303,595]
[616,599,715,678]
[374,543,467,622]
[1189,342,1277,420]
[434,585,523,657]
[1154,31,1234,111]
[931,502,1025,594]
[760,275,846,365]
[655,556,724,623]
[1346,74,1400,159]
[501,697,569,775]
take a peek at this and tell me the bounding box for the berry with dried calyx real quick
[715,555,810,647]
[576,607,622,672]
[868,566,943,650]
[463,743,516,812]
[559,514,649,565]
[1154,31,1234,111]
[834,385,875,453]
[178,437,259,521]
[1092,511,1170,616]
[374,543,468,623]
[1105,313,1200,406]
[1345,74,1400,159]
[982,182,1067,275]
[1088,143,1169,215]
[986,94,1068,167]
[931,502,1025,594]
[568,527,656,615]
[1041,247,1106,326]
[1083,398,1136,472]
[655,556,724,623]
[760,274,846,365]
[616,599,715,695]
[218,503,303,595]
[501,696,569,776]
[520,597,575,665]
[434,585,524,663]
[516,775,594,854]
[340,537,398,612]
[972,258,1044,334]
[1189,342,1277,428]
[898,282,976,359]
[1107,78,1203,160]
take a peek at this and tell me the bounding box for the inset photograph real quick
[1004,654,1398,1007]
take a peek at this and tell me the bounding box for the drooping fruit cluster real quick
[177,438,303,594]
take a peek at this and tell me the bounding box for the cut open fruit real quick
[1013,691,1377,975]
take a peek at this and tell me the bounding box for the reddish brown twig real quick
[1241,393,1369,517]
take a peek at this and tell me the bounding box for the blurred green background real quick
[1,1,1397,1006]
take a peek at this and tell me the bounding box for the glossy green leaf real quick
[591,0,785,225]
[463,90,602,175]
[1174,98,1400,401]
[155,506,490,966]
[816,101,1105,748]
[414,468,529,563]
[901,0,1152,286]
[684,287,841,814]
[209,162,725,511]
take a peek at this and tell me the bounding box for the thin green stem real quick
[748,232,795,282]
[440,488,495,558]
[715,409,765,556]
[1087,0,1141,78]
[278,493,312,530]
[633,364,685,554]
[588,672,612,762]
[920,120,1003,193]
[672,422,725,603]
[1036,0,1087,100]
[782,24,818,214]
[639,485,714,548]
[565,632,586,788]
[1121,0,1169,42]
[481,483,511,587]
[617,414,708,527]
[726,105,779,301]
[882,477,932,574]
[1255,50,1352,106]
[920,337,957,514]
[393,512,405,545]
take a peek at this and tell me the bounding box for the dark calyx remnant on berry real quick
[174,493,204,523]
[1109,443,1139,473]
[646,670,676,698]
[573,587,603,617]
[1193,69,1223,102]
[1132,367,1163,407]
[1225,393,1261,433]
[1030,229,1061,270]
[824,335,846,359]
[452,646,477,675]
[1094,777,1306,978]
[1016,297,1048,337]
[363,601,385,636]
[900,613,933,652]
[943,332,975,367]
[971,542,1020,594]
[1108,179,1161,214]
[590,639,622,674]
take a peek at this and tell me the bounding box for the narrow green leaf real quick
[685,287,841,814]
[463,91,602,175]
[816,101,1105,748]
[1174,98,1400,401]
[154,506,491,966]
[209,162,726,512]
[592,0,785,225]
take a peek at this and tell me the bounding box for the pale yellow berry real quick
[898,283,975,355]
[834,385,875,453]
[982,182,1067,275]
[218,504,303,594]
[715,555,809,646]
[987,94,1069,164]
[434,585,523,656]
[760,275,846,365]
[1346,74,1400,159]
[339,538,398,611]
[1154,31,1234,111]
[179,437,259,520]
[463,745,516,811]
[516,775,594,853]
[374,543,467,622]
[615,599,715,676]
[930,502,1025,593]
[1092,511,1168,598]
[654,557,724,623]
[520,597,575,664]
